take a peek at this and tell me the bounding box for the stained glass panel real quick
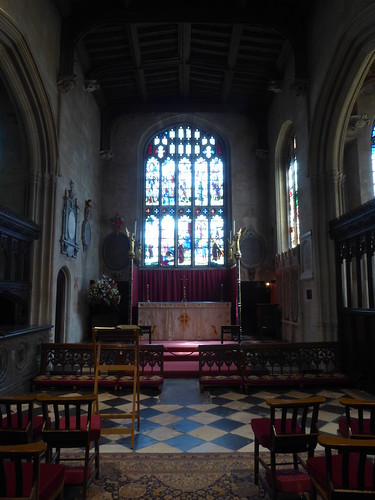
[160,215,175,266]
[144,215,159,265]
[210,158,223,206]
[145,157,159,205]
[210,215,224,265]
[177,215,192,265]
[372,124,375,196]
[178,158,192,205]
[288,136,299,248]
[161,158,175,206]
[194,215,209,265]
[194,158,208,206]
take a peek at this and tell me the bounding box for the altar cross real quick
[178,313,190,331]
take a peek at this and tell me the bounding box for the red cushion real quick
[251,418,302,448]
[4,462,64,500]
[338,417,373,437]
[59,415,101,441]
[266,469,311,494]
[306,454,375,491]
[33,374,118,387]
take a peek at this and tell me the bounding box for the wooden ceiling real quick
[56,0,309,119]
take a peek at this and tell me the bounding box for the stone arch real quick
[0,9,58,324]
[309,3,375,340]
[135,113,234,228]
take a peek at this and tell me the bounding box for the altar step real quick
[164,360,199,378]
[163,344,200,378]
[144,339,258,379]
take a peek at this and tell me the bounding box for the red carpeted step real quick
[141,340,240,379]
[163,360,199,378]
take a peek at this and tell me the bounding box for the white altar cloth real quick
[138,302,231,341]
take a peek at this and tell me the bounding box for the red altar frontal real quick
[137,301,231,341]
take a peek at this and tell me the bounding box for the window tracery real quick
[143,125,225,267]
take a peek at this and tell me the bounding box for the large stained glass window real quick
[288,134,299,248]
[371,123,375,196]
[144,125,225,267]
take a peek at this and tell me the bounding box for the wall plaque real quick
[82,199,92,252]
[61,180,79,257]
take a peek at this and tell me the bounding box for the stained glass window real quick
[144,125,225,267]
[288,135,300,248]
[371,123,375,196]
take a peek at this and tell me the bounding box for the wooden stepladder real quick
[92,325,140,449]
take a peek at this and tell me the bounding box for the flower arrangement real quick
[88,274,121,307]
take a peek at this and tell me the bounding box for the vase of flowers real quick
[88,274,121,309]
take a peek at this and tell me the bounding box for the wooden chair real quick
[337,396,375,438]
[138,324,152,344]
[37,393,100,500]
[306,434,375,499]
[0,395,44,445]
[220,325,241,343]
[0,441,64,500]
[251,396,326,500]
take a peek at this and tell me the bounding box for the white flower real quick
[88,274,121,307]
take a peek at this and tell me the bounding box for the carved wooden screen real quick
[0,206,39,326]
[329,199,375,392]
[330,200,375,311]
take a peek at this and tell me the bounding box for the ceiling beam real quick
[127,24,147,102]
[178,23,191,97]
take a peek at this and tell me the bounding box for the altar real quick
[138,302,231,341]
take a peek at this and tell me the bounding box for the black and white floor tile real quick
[49,379,372,454]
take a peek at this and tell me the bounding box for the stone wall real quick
[0,1,103,342]
[0,326,51,393]
[103,112,275,282]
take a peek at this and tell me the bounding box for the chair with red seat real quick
[337,396,375,438]
[306,434,375,499]
[37,393,100,500]
[251,396,326,500]
[0,395,44,445]
[0,441,64,499]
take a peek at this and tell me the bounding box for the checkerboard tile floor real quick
[48,379,373,454]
